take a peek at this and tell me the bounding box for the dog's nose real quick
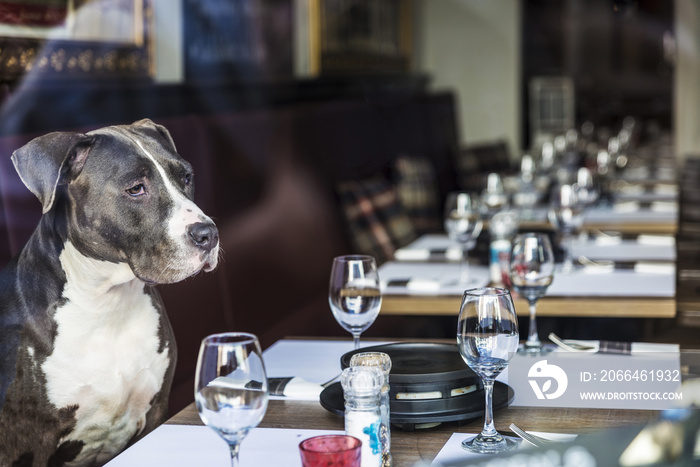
[187,222,219,252]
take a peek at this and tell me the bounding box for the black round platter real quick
[319,342,515,430]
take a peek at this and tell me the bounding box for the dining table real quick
[104,337,696,467]
[380,232,677,319]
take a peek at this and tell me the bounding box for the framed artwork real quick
[0,0,151,82]
[309,0,413,75]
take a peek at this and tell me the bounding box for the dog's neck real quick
[59,241,142,303]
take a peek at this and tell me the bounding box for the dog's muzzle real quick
[187,221,219,274]
[187,222,219,254]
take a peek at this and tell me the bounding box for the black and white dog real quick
[0,119,219,466]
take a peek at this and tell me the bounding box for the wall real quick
[414,0,521,155]
[153,0,184,83]
[675,0,700,160]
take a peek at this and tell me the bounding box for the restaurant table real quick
[517,202,678,235]
[380,234,677,319]
[104,338,690,466]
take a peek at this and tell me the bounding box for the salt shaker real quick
[349,352,392,466]
[341,366,384,467]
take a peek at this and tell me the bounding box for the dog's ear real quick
[131,118,177,151]
[11,132,94,214]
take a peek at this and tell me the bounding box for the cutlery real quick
[548,333,597,352]
[508,423,553,448]
[321,373,341,388]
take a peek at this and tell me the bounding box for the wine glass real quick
[195,332,269,467]
[457,287,519,454]
[509,233,555,355]
[329,255,382,349]
[548,183,583,273]
[444,191,483,286]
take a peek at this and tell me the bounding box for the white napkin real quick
[654,184,677,195]
[431,432,577,466]
[406,278,442,292]
[634,262,675,274]
[394,248,431,261]
[650,201,677,212]
[594,235,622,245]
[637,235,675,246]
[554,339,679,354]
[614,201,640,212]
[269,377,323,401]
[393,247,461,262]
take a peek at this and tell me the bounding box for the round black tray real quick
[320,381,514,425]
[340,342,480,386]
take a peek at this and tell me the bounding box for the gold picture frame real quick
[309,0,413,75]
[0,0,151,82]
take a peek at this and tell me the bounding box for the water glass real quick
[457,287,519,454]
[195,332,269,467]
[509,233,555,355]
[329,255,382,349]
[444,191,483,286]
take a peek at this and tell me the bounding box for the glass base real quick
[517,343,555,356]
[462,433,520,454]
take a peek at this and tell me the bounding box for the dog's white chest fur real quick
[41,242,170,465]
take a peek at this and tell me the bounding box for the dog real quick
[0,119,219,466]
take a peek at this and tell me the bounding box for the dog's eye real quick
[183,173,192,185]
[126,184,146,196]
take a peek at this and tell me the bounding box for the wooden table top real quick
[168,400,658,466]
[381,295,677,318]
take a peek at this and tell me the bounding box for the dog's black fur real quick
[0,119,219,466]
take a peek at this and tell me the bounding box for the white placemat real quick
[431,432,577,466]
[263,339,394,400]
[379,262,491,295]
[546,267,675,297]
[397,234,676,262]
[570,237,675,261]
[105,425,342,467]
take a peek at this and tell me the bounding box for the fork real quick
[508,423,553,448]
[321,373,342,388]
[548,333,597,352]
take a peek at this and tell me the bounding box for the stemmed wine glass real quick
[444,191,483,286]
[509,233,555,355]
[329,255,382,349]
[457,287,519,454]
[548,183,583,273]
[195,332,269,467]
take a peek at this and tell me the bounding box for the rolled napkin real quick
[614,201,640,212]
[549,334,679,354]
[633,262,675,274]
[650,201,677,212]
[406,277,441,292]
[637,234,675,246]
[393,247,462,262]
[268,377,323,400]
[393,248,431,261]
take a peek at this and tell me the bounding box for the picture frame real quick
[0,0,151,82]
[308,0,413,75]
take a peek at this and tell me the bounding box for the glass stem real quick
[526,301,541,348]
[229,443,240,467]
[459,247,470,285]
[562,233,574,273]
[481,379,497,438]
[352,333,361,349]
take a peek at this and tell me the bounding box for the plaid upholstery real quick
[336,175,417,264]
[393,155,441,235]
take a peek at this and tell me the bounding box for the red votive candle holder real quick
[298,434,362,467]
